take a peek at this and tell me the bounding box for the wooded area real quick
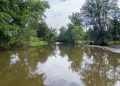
[0,0,120,49]
[0,0,56,48]
[58,0,120,45]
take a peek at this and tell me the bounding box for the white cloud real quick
[118,0,120,8]
[45,0,85,29]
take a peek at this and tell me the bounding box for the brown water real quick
[0,44,120,86]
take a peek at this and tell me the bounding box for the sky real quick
[45,0,85,29]
[45,0,120,29]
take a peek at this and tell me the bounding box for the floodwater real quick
[0,44,120,86]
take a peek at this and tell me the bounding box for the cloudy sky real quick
[45,0,120,29]
[45,0,85,29]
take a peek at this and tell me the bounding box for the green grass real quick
[78,40,94,44]
[79,40,120,45]
[108,41,120,45]
[30,37,48,47]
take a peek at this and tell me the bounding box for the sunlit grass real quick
[30,37,48,47]
[108,41,120,44]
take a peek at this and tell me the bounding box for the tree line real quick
[0,0,56,48]
[57,13,85,43]
[1,0,120,48]
[58,0,120,45]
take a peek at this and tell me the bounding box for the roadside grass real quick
[30,37,48,47]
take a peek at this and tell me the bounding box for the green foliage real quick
[30,37,47,47]
[58,14,84,44]
[110,19,120,41]
[58,26,69,42]
[37,22,56,42]
[81,0,120,45]
[0,0,49,48]
[69,12,81,25]
[108,41,120,45]
[70,24,84,43]
[37,22,49,40]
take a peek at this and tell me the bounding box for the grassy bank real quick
[108,41,120,45]
[78,40,94,44]
[30,37,48,47]
[78,40,120,45]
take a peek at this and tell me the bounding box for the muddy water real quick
[0,45,120,86]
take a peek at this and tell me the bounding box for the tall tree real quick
[110,0,120,42]
[0,0,49,48]
[58,13,84,43]
[81,0,118,45]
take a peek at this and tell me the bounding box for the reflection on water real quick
[0,45,120,86]
[28,46,84,86]
[10,53,20,65]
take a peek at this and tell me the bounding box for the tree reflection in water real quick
[59,45,120,86]
[0,45,120,86]
[80,47,120,86]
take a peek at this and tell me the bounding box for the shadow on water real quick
[0,44,120,86]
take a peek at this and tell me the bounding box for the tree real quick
[46,28,57,42]
[58,13,84,43]
[68,13,84,43]
[37,22,49,40]
[58,26,68,42]
[110,1,120,42]
[0,0,49,48]
[37,22,56,42]
[110,19,120,41]
[81,0,119,45]
[67,24,84,43]
[69,12,82,25]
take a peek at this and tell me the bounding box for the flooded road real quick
[0,45,120,86]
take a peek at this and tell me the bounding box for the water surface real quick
[0,45,120,86]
